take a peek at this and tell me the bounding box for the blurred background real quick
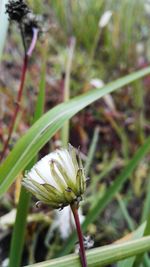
[1,0,150,266]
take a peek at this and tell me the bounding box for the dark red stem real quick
[71,204,87,267]
[0,28,38,161]
[0,55,28,161]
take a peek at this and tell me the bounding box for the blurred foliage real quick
[1,0,150,266]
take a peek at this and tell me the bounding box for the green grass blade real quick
[141,174,150,223]
[58,136,150,256]
[32,45,46,124]
[8,183,31,267]
[61,37,75,146]
[116,194,135,232]
[0,67,150,197]
[117,222,146,267]
[85,126,100,176]
[25,236,150,267]
[133,214,150,267]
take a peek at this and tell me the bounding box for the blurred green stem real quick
[133,215,150,267]
[141,173,150,223]
[133,81,145,144]
[61,37,76,146]
[116,194,135,231]
[85,126,100,176]
[8,187,31,267]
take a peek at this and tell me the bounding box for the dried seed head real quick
[5,0,41,53]
[5,0,30,22]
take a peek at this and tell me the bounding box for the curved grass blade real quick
[25,236,150,267]
[0,67,150,197]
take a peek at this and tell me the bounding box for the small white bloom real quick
[99,10,112,28]
[90,78,104,88]
[22,145,86,209]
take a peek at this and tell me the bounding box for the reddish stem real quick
[0,55,28,161]
[0,28,38,161]
[71,204,87,267]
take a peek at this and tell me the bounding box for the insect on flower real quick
[22,145,87,210]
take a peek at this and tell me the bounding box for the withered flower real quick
[5,0,30,22]
[22,145,86,209]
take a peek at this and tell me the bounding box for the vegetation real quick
[0,1,150,267]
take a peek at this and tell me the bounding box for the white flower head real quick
[22,144,86,209]
[99,10,112,28]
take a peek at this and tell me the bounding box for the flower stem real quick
[0,54,28,161]
[70,204,87,267]
[0,28,38,161]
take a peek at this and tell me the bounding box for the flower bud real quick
[22,145,86,209]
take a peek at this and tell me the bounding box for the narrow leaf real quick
[0,67,150,197]
[25,236,150,267]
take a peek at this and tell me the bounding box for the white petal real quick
[28,155,60,189]
[27,148,79,191]
[49,149,77,184]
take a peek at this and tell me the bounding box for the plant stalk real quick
[0,28,38,161]
[70,204,87,267]
[61,37,75,146]
[0,54,28,161]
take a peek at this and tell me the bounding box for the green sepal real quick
[63,187,77,203]
[68,144,79,170]
[22,179,56,204]
[43,183,66,203]
[76,168,83,194]
[29,179,62,204]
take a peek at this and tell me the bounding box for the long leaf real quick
[25,236,150,267]
[0,67,150,197]
[117,223,146,267]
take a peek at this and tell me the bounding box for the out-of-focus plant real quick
[0,0,9,60]
[1,1,150,267]
[0,0,39,161]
